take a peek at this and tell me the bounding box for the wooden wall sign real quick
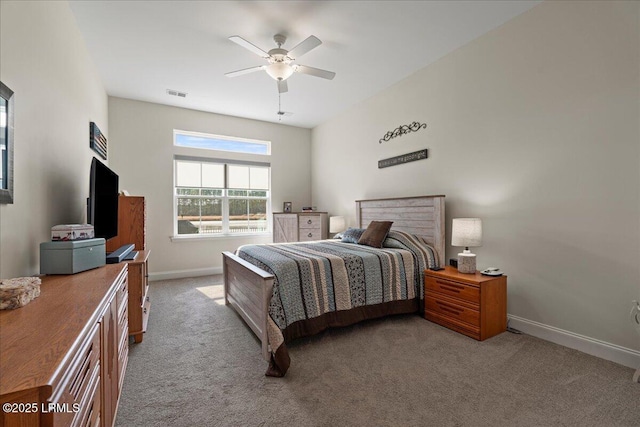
[378,149,428,169]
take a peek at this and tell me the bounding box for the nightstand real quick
[424,266,507,340]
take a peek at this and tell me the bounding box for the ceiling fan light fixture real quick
[266,62,294,81]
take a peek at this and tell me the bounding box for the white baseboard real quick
[149,267,223,282]
[508,314,640,370]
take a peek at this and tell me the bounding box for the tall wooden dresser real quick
[106,195,150,343]
[273,212,328,243]
[106,195,146,253]
[0,264,128,427]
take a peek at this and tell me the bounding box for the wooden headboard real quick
[356,195,445,266]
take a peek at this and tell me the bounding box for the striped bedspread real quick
[236,230,438,376]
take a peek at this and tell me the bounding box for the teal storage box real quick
[40,238,106,275]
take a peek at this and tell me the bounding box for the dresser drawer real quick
[49,323,101,427]
[116,274,128,314]
[425,276,480,304]
[299,215,322,229]
[425,294,479,327]
[299,230,323,241]
[70,362,100,427]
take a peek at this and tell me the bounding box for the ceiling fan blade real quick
[288,35,322,59]
[294,65,336,80]
[225,65,266,77]
[277,80,288,93]
[228,36,270,58]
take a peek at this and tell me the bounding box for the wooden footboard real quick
[222,251,274,360]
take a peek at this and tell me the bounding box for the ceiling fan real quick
[225,34,336,94]
[276,92,293,121]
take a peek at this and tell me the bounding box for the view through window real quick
[175,160,269,235]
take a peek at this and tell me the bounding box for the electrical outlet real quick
[631,300,640,327]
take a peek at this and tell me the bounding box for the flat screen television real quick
[88,157,119,240]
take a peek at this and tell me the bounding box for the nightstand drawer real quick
[425,294,479,327]
[299,216,322,229]
[425,310,480,340]
[425,276,479,304]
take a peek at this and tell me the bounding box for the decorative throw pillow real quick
[358,221,393,248]
[341,228,365,244]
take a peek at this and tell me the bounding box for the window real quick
[174,130,270,155]
[174,159,270,236]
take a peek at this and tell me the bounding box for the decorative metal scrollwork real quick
[379,121,427,144]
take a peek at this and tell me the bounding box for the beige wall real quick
[107,97,311,278]
[312,1,640,357]
[0,1,108,278]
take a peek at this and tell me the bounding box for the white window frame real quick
[173,157,271,239]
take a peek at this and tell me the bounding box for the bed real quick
[222,195,445,376]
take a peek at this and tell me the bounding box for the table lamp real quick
[329,216,346,235]
[451,218,482,274]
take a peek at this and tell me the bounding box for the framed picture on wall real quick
[283,202,292,213]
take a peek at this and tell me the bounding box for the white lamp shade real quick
[329,216,346,233]
[451,218,482,248]
[266,62,294,81]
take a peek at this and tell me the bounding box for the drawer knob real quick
[307,219,312,224]
[308,233,312,238]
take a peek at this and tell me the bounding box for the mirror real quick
[0,82,14,204]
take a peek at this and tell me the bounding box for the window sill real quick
[170,233,271,242]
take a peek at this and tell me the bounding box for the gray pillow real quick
[341,227,365,243]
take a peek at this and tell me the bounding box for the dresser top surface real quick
[0,263,126,395]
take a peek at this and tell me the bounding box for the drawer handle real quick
[436,280,464,293]
[307,219,312,224]
[85,402,94,426]
[435,300,463,315]
[69,343,93,399]
[439,285,463,294]
[308,233,312,238]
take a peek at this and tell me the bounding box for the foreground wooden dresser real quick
[424,266,507,340]
[0,264,129,427]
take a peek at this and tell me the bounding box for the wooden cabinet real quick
[105,194,150,343]
[125,250,150,343]
[424,266,507,341]
[273,212,328,243]
[106,195,146,252]
[0,264,128,427]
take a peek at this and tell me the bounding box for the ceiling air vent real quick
[166,89,187,98]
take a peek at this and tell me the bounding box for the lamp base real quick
[457,252,476,274]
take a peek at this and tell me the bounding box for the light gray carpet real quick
[116,275,640,427]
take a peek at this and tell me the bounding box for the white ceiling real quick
[69,1,540,129]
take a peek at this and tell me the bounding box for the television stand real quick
[106,244,135,264]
